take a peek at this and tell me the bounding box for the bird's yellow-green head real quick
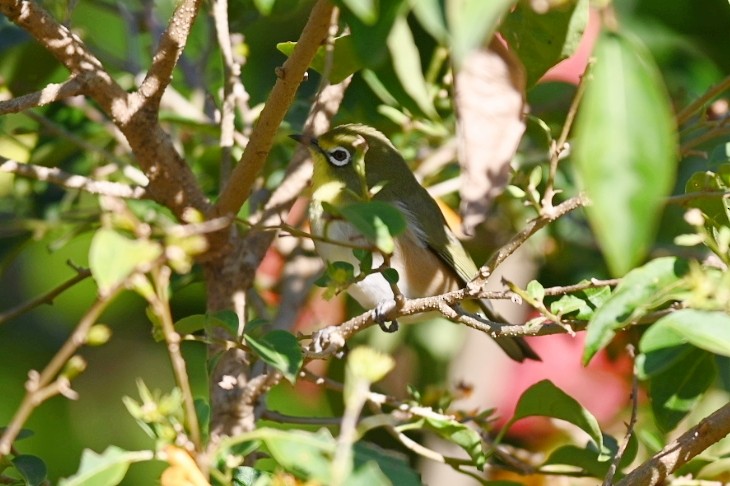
[290,124,409,205]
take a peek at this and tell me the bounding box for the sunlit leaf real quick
[446,0,517,68]
[277,36,362,84]
[583,257,690,364]
[386,16,437,119]
[508,380,603,451]
[259,428,335,483]
[641,309,730,357]
[573,31,678,276]
[58,447,152,486]
[89,229,162,295]
[422,417,487,469]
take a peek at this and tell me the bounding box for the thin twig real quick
[603,345,639,485]
[0,284,124,457]
[0,76,85,115]
[211,0,244,186]
[0,266,92,325]
[471,193,589,287]
[0,159,148,199]
[676,74,730,126]
[150,267,202,453]
[541,60,594,210]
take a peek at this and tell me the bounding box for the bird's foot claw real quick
[311,326,346,358]
[373,299,399,333]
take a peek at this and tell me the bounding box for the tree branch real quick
[617,401,730,486]
[0,159,148,199]
[0,76,84,115]
[136,0,202,109]
[211,0,335,220]
[0,266,92,326]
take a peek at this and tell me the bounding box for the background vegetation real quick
[1,0,729,484]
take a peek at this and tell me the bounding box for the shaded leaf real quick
[572,31,678,276]
[583,257,690,364]
[647,348,716,432]
[245,330,303,383]
[509,380,603,451]
[12,455,47,486]
[339,0,406,68]
[340,201,407,254]
[353,443,420,486]
[543,433,637,478]
[455,40,526,233]
[501,0,589,87]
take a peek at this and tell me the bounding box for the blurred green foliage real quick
[0,0,729,484]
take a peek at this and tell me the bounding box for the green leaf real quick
[543,433,637,478]
[446,0,516,68]
[277,36,363,84]
[422,417,487,469]
[643,310,730,357]
[245,330,303,383]
[386,16,437,119]
[412,0,447,42]
[508,380,603,451]
[340,201,407,254]
[348,462,392,486]
[685,171,730,229]
[174,314,207,334]
[501,0,589,87]
[58,447,152,486]
[252,0,275,15]
[583,257,690,364]
[12,455,47,486]
[232,466,268,486]
[258,428,335,482]
[353,443,420,486]
[572,31,678,276]
[339,0,406,68]
[205,310,242,337]
[381,268,399,284]
[549,284,612,321]
[339,0,377,24]
[526,280,545,302]
[647,348,716,432]
[89,229,162,295]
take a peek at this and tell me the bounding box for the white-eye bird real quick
[291,124,539,362]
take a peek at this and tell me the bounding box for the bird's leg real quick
[373,298,400,332]
[374,253,404,332]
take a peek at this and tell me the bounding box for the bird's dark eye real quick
[327,147,351,167]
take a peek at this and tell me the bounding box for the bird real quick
[291,124,539,362]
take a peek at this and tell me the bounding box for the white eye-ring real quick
[327,146,351,167]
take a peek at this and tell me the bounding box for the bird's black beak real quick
[289,133,315,146]
[290,133,328,158]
